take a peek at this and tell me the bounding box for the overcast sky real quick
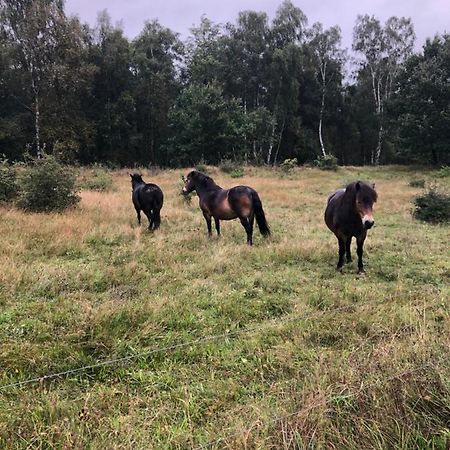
[65,0,449,51]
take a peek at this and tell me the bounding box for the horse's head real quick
[181,171,197,195]
[130,173,144,189]
[352,181,378,230]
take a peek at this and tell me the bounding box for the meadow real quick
[0,166,449,449]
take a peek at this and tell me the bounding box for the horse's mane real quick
[190,171,221,190]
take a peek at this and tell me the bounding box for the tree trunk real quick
[31,71,42,158]
[374,121,383,165]
[35,91,41,158]
[266,119,276,165]
[273,118,285,165]
[319,88,326,157]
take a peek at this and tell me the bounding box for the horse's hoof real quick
[357,269,366,276]
[346,259,352,264]
[336,267,343,274]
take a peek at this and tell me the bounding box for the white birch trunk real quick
[319,90,326,157]
[273,118,285,165]
[266,119,276,165]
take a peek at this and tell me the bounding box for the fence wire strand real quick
[0,296,387,391]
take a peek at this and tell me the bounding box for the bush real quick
[179,174,196,206]
[0,160,18,203]
[78,165,113,191]
[53,140,79,164]
[279,158,298,173]
[230,168,244,178]
[17,155,80,212]
[314,154,338,170]
[195,162,208,173]
[413,186,450,223]
[436,166,450,178]
[219,159,238,173]
[409,178,425,188]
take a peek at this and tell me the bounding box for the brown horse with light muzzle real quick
[325,181,377,273]
[182,170,270,245]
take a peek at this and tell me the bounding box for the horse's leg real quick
[239,217,252,245]
[203,212,212,237]
[136,209,141,226]
[337,237,345,271]
[247,213,254,245]
[152,208,161,230]
[356,232,367,274]
[345,237,352,263]
[214,217,220,236]
[146,211,153,230]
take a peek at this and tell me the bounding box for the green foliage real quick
[194,162,208,174]
[0,159,18,202]
[77,165,114,191]
[17,155,80,212]
[314,154,338,170]
[436,166,450,178]
[0,0,447,168]
[230,168,244,178]
[409,178,425,188]
[167,82,248,166]
[219,159,239,173]
[279,158,298,173]
[179,174,195,206]
[392,35,450,165]
[413,186,450,223]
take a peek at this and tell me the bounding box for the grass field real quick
[0,166,449,449]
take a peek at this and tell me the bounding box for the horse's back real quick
[136,183,163,211]
[327,188,345,204]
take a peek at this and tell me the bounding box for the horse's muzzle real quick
[364,220,374,230]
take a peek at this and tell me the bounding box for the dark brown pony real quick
[182,170,270,245]
[324,181,377,273]
[131,173,164,230]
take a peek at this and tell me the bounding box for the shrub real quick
[219,159,238,173]
[413,186,450,223]
[409,178,425,188]
[53,140,79,164]
[279,158,298,173]
[230,168,244,178]
[0,160,18,203]
[78,165,113,192]
[179,174,196,206]
[195,162,208,173]
[436,166,450,178]
[17,155,80,212]
[314,154,338,170]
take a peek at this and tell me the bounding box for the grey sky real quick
[66,0,449,51]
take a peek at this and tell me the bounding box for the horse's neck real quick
[195,181,221,197]
[340,192,358,218]
[133,182,145,191]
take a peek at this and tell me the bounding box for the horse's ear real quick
[129,173,133,178]
[372,183,376,189]
[356,181,361,191]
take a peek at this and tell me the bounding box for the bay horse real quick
[324,181,377,273]
[182,170,270,245]
[130,173,164,230]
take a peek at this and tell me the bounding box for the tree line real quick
[0,0,449,166]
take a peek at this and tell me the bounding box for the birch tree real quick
[0,0,65,157]
[309,23,344,156]
[353,15,414,164]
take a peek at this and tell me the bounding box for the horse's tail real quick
[251,190,270,237]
